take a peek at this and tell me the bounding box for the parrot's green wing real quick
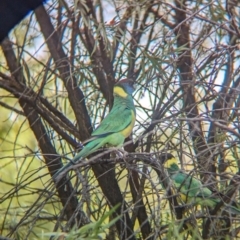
[172,172,213,203]
[91,105,135,137]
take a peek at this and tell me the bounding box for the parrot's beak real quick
[129,78,136,90]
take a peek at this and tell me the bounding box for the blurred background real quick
[0,0,240,239]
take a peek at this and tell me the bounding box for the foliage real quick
[0,0,240,239]
[42,204,120,240]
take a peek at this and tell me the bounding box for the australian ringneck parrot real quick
[159,153,240,214]
[54,79,136,179]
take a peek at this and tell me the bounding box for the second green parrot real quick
[159,153,240,213]
[54,78,136,178]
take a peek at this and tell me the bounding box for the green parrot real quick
[54,78,136,179]
[159,153,240,213]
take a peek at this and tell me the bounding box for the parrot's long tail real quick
[206,197,240,215]
[224,203,240,215]
[53,137,105,181]
[203,198,240,215]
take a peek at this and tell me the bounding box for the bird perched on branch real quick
[54,78,136,179]
[159,153,240,214]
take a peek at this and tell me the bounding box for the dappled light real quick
[0,0,240,239]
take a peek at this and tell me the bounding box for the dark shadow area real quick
[0,0,46,42]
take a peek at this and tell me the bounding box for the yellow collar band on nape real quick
[164,157,178,169]
[113,86,127,98]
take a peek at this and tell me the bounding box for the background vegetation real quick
[0,0,240,239]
